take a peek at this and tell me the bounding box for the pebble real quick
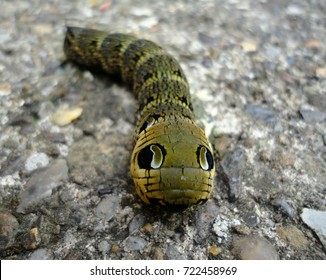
[305,87,326,108]
[29,248,51,260]
[142,223,153,235]
[300,109,326,123]
[286,4,305,16]
[153,247,164,260]
[0,83,12,96]
[195,200,219,239]
[253,166,280,195]
[95,195,121,222]
[232,235,279,260]
[39,131,67,144]
[301,208,326,248]
[272,198,295,219]
[240,41,257,53]
[208,245,222,256]
[129,214,146,234]
[220,147,244,201]
[279,151,296,167]
[164,245,186,260]
[212,134,232,157]
[233,224,251,235]
[198,32,219,46]
[17,159,68,213]
[245,104,278,123]
[98,240,111,258]
[124,236,147,251]
[316,66,326,78]
[0,212,19,250]
[242,211,259,227]
[51,107,83,126]
[212,216,229,241]
[32,24,53,35]
[111,244,119,254]
[24,227,41,250]
[304,40,322,49]
[24,152,49,172]
[0,31,12,44]
[276,224,309,249]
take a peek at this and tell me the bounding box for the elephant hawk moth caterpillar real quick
[64,27,215,207]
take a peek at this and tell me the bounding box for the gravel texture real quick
[0,0,325,260]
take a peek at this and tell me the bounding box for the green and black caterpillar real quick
[64,27,215,206]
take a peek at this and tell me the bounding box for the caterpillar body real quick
[64,27,215,207]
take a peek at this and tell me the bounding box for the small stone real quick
[253,166,280,195]
[240,41,257,53]
[17,159,68,213]
[195,200,219,239]
[98,240,111,256]
[198,32,219,46]
[95,195,121,222]
[164,245,186,260]
[25,152,49,172]
[259,149,273,162]
[316,66,326,78]
[51,107,83,126]
[301,208,326,248]
[286,4,304,16]
[278,134,289,146]
[304,40,322,49]
[0,83,12,96]
[232,235,279,260]
[33,24,53,35]
[276,224,309,249]
[209,245,222,256]
[233,224,251,235]
[0,31,12,44]
[220,147,244,201]
[0,212,19,250]
[131,7,152,16]
[29,248,51,260]
[25,227,41,250]
[139,17,158,29]
[124,236,147,251]
[143,223,153,235]
[212,216,229,241]
[272,198,295,218]
[242,211,259,227]
[279,151,296,167]
[300,109,326,122]
[213,134,232,157]
[245,104,278,123]
[129,214,146,234]
[98,0,112,12]
[39,131,67,144]
[153,247,164,260]
[111,244,119,254]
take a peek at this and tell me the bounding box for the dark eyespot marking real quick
[138,144,166,169]
[197,146,214,171]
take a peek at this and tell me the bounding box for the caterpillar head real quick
[130,116,215,207]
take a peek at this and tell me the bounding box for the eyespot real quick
[138,144,165,169]
[138,114,160,133]
[197,146,214,171]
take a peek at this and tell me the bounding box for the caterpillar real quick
[64,27,215,207]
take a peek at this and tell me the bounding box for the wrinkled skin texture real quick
[64,27,215,206]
